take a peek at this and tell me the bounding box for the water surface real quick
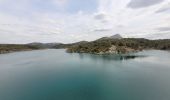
[0,49,170,100]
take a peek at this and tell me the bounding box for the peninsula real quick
[67,34,170,54]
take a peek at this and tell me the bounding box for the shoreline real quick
[0,49,35,54]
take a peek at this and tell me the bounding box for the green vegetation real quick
[67,38,170,54]
[0,41,88,54]
[1,37,170,54]
[0,44,40,54]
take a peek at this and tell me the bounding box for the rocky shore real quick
[0,49,34,54]
[67,45,141,54]
[98,45,140,54]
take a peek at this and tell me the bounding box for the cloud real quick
[155,3,170,13]
[157,27,170,31]
[94,28,112,32]
[94,13,106,20]
[94,13,110,23]
[144,32,170,39]
[127,0,164,8]
[0,0,170,43]
[53,0,68,6]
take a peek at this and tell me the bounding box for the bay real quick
[0,49,170,100]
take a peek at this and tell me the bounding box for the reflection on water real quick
[0,49,170,100]
[77,53,146,61]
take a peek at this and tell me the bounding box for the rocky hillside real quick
[110,34,122,39]
[67,38,170,54]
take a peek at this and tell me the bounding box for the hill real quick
[67,38,170,54]
[0,41,89,54]
[1,36,170,54]
[0,44,40,54]
[110,34,122,39]
[97,34,122,41]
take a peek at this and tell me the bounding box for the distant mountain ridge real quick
[1,34,170,54]
[27,41,89,49]
[110,34,123,39]
[27,42,64,48]
[97,34,123,41]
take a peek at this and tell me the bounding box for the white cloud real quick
[96,0,170,37]
[127,0,164,8]
[0,0,170,44]
[53,0,68,6]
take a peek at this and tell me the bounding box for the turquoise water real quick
[0,49,170,100]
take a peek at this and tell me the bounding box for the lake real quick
[0,49,170,100]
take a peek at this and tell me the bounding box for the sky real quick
[0,0,170,44]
